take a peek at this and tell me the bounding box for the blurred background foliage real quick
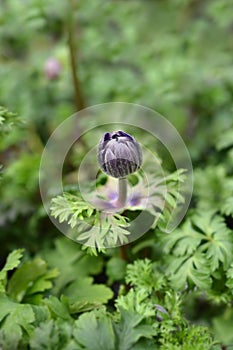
[0,0,233,348]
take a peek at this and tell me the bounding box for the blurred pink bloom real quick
[44,57,61,80]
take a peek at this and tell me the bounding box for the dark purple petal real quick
[98,130,142,178]
[103,132,111,142]
[117,130,134,141]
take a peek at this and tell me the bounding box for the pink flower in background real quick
[44,57,61,80]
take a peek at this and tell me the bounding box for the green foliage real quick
[0,106,20,135]
[159,325,213,350]
[41,237,104,294]
[50,193,95,229]
[212,308,233,346]
[216,125,233,151]
[116,259,214,349]
[73,309,115,350]
[65,277,113,314]
[106,257,127,283]
[0,294,35,350]
[162,211,233,291]
[1,0,233,348]
[7,257,59,303]
[0,248,115,349]
[30,320,77,350]
[50,191,131,253]
[0,249,24,292]
[114,307,155,350]
[194,165,233,216]
[50,169,185,254]
[125,259,159,292]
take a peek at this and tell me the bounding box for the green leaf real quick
[64,277,113,313]
[106,257,127,282]
[50,192,95,227]
[194,165,233,214]
[31,304,50,326]
[166,253,212,290]
[162,221,203,256]
[73,309,115,350]
[41,237,103,294]
[30,319,78,350]
[163,211,233,290]
[50,168,184,251]
[116,288,155,318]
[0,249,24,293]
[216,127,233,150]
[193,212,233,270]
[0,294,35,350]
[0,106,19,134]
[125,259,166,293]
[212,308,233,345]
[7,257,59,302]
[44,296,71,321]
[131,339,159,350]
[221,197,233,216]
[126,259,153,291]
[114,308,155,350]
[226,263,233,290]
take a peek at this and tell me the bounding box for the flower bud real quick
[98,130,142,178]
[44,57,61,80]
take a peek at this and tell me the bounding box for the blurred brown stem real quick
[119,244,129,261]
[67,0,85,111]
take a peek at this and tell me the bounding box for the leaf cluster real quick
[0,245,113,349]
[162,211,233,296]
[50,169,185,254]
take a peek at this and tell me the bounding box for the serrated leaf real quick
[31,305,50,326]
[114,308,155,350]
[0,249,24,292]
[26,267,59,295]
[64,277,113,314]
[166,253,212,290]
[50,192,95,227]
[50,168,185,250]
[30,319,78,350]
[221,197,233,216]
[162,221,203,256]
[116,288,155,318]
[41,238,103,295]
[163,211,233,290]
[125,259,154,291]
[44,296,71,321]
[7,258,58,302]
[73,310,115,350]
[0,294,35,350]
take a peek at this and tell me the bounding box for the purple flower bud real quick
[98,130,142,178]
[44,57,61,80]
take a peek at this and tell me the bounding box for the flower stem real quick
[116,177,127,208]
[67,0,85,111]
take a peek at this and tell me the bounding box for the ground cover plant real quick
[0,0,233,349]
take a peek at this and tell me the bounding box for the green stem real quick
[116,177,127,208]
[117,178,129,261]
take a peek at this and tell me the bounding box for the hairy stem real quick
[116,177,127,208]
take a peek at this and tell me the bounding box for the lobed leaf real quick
[0,249,24,293]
